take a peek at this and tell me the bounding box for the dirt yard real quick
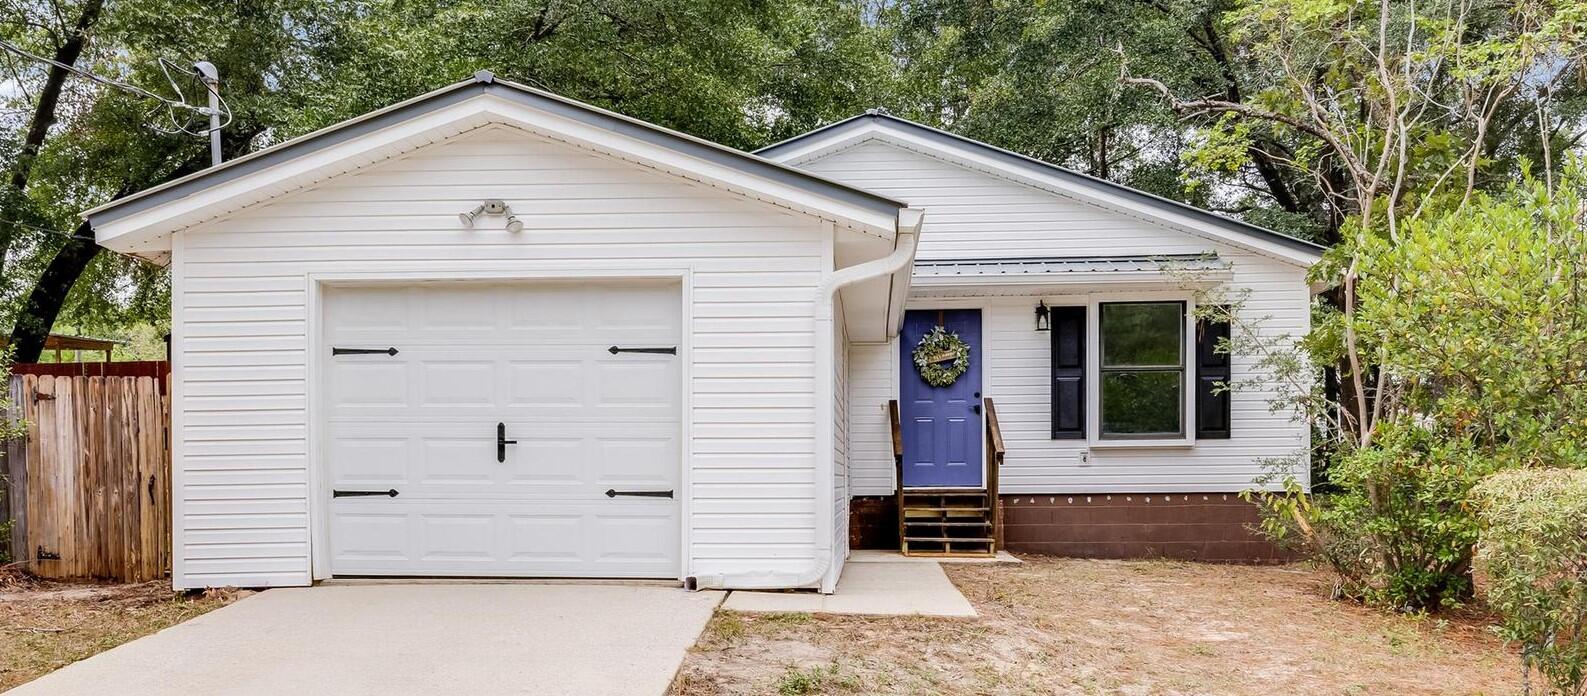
[0,575,241,692]
[672,557,1520,695]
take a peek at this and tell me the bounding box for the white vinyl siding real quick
[809,140,1310,495]
[171,125,827,588]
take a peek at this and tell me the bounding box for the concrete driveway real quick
[8,583,723,696]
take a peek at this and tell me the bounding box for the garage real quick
[88,73,915,590]
[321,280,682,578]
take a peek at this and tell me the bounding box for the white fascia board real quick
[95,95,899,254]
[771,122,1322,268]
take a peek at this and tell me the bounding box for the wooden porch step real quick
[902,487,987,495]
[902,506,989,513]
[899,550,997,558]
[904,536,994,543]
[904,520,990,527]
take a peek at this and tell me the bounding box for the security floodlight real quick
[505,214,524,233]
[459,203,487,227]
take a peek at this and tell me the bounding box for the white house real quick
[86,73,1321,592]
[758,114,1322,561]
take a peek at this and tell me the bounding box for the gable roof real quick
[86,72,908,255]
[757,112,1326,265]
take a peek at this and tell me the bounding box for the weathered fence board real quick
[4,374,170,581]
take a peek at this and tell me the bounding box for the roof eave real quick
[85,72,906,248]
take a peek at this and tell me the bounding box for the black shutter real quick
[1195,308,1232,439]
[1050,306,1086,439]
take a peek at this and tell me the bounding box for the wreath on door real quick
[913,325,971,388]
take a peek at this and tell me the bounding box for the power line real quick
[0,38,232,136]
[0,38,184,108]
[2,218,168,268]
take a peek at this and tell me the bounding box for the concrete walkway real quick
[8,584,723,696]
[722,552,981,617]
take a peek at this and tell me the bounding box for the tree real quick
[1248,164,1587,609]
[1,0,898,362]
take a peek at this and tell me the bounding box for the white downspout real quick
[692,210,922,592]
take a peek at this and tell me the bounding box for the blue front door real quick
[899,309,983,488]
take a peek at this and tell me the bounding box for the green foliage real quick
[0,349,22,565]
[1252,165,1587,610]
[2,0,897,342]
[775,665,844,696]
[884,0,1228,210]
[1473,468,1587,695]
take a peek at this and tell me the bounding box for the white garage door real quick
[322,280,681,578]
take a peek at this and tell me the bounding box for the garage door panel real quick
[596,360,677,408]
[509,437,586,484]
[323,287,411,332]
[595,437,679,486]
[326,282,681,346]
[417,514,496,561]
[417,437,496,484]
[418,361,496,406]
[328,423,677,491]
[324,280,681,578]
[331,362,408,407]
[418,286,498,332]
[330,437,410,484]
[506,360,584,406]
[330,500,679,577]
[327,350,678,419]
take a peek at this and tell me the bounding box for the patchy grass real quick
[0,579,242,692]
[672,556,1520,695]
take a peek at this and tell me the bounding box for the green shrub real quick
[1473,468,1587,695]
[1250,167,1587,611]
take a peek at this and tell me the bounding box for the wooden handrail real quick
[887,399,904,461]
[985,398,1006,460]
[984,398,1005,551]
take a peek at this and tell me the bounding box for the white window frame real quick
[1084,292,1196,449]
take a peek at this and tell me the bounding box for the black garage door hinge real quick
[333,489,400,498]
[332,347,399,356]
[605,489,674,498]
[607,346,676,355]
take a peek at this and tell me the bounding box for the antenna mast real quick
[194,61,220,166]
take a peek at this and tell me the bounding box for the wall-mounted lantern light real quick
[1034,300,1050,331]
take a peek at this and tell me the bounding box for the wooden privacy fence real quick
[3,374,171,582]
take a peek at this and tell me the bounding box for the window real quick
[1099,301,1185,438]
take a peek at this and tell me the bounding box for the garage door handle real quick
[333,489,399,498]
[497,422,517,463]
[605,489,673,498]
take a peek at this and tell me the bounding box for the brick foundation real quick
[849,493,1288,563]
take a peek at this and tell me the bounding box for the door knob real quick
[497,422,517,463]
